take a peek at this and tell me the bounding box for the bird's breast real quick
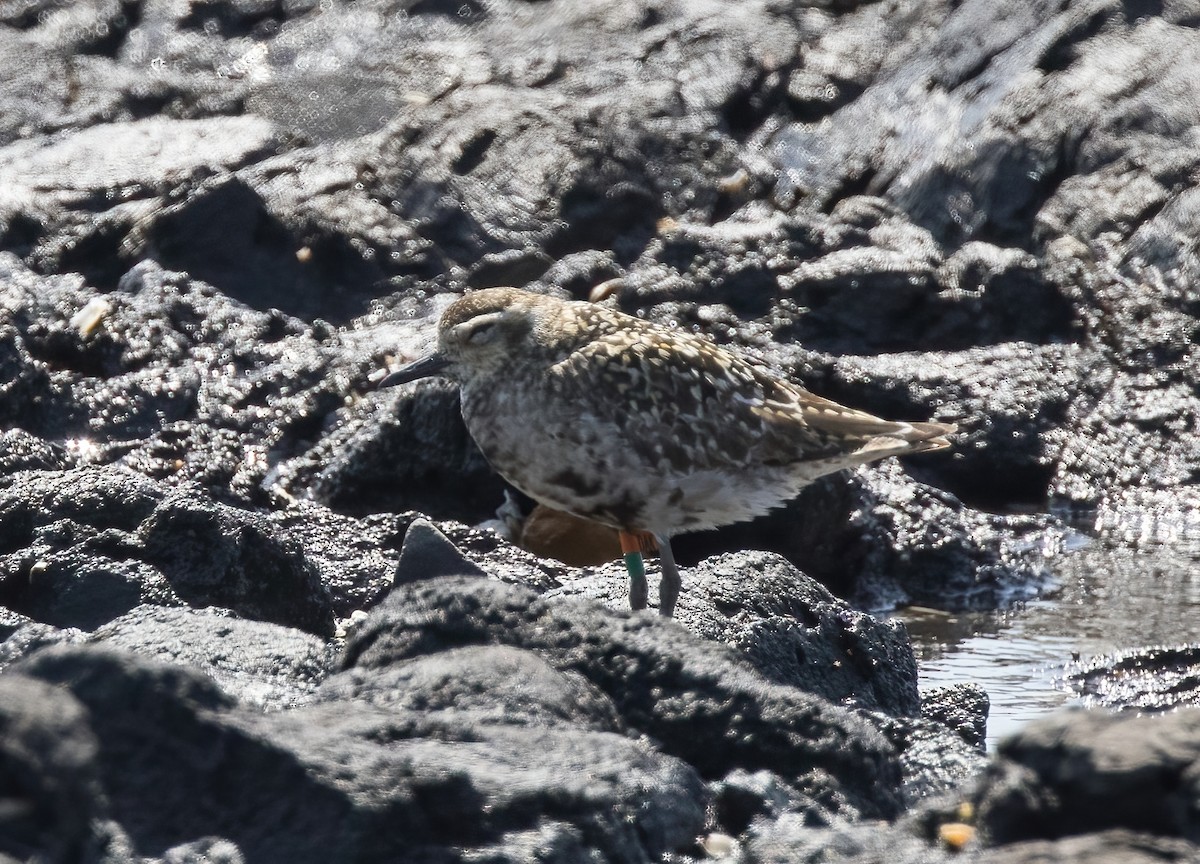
[458,378,656,529]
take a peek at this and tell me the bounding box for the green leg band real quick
[624,551,648,611]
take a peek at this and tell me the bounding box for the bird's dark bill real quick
[379,353,451,388]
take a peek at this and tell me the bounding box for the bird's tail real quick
[853,420,957,462]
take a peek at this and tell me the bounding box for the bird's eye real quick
[467,320,497,344]
[452,312,503,346]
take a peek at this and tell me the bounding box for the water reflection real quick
[892,544,1200,748]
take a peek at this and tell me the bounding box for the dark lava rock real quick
[0,674,102,864]
[255,504,400,618]
[0,467,334,635]
[840,463,1058,611]
[0,428,72,474]
[391,526,988,807]
[298,378,506,521]
[880,713,989,808]
[823,343,1087,514]
[979,831,1200,864]
[0,606,32,641]
[0,255,424,510]
[0,467,179,630]
[138,490,333,635]
[558,549,922,716]
[0,620,84,672]
[0,0,1194,561]
[91,605,333,711]
[9,639,705,862]
[318,642,625,732]
[393,516,487,585]
[6,0,1200,859]
[344,574,906,821]
[975,709,1200,845]
[743,708,1200,863]
[921,683,990,752]
[711,767,843,837]
[743,821,1200,864]
[743,816,949,864]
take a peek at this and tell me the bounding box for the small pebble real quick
[699,832,737,858]
[938,822,975,851]
[70,297,112,336]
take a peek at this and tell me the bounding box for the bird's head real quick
[379,288,561,389]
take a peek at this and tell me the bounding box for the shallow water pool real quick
[893,543,1200,748]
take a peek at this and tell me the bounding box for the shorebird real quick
[381,288,954,617]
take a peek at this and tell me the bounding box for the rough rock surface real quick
[745,710,1200,863]
[974,709,1200,846]
[2,0,1200,860]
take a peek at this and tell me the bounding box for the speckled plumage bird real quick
[381,287,955,617]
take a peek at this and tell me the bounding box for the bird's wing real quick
[758,388,955,460]
[548,328,849,472]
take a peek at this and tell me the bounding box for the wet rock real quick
[6,604,328,715]
[1067,644,1200,713]
[1049,336,1200,528]
[0,0,796,318]
[623,200,1075,355]
[836,463,1059,611]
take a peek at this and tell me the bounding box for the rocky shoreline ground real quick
[2,0,1199,862]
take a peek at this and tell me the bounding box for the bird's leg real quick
[656,533,680,618]
[618,530,651,611]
